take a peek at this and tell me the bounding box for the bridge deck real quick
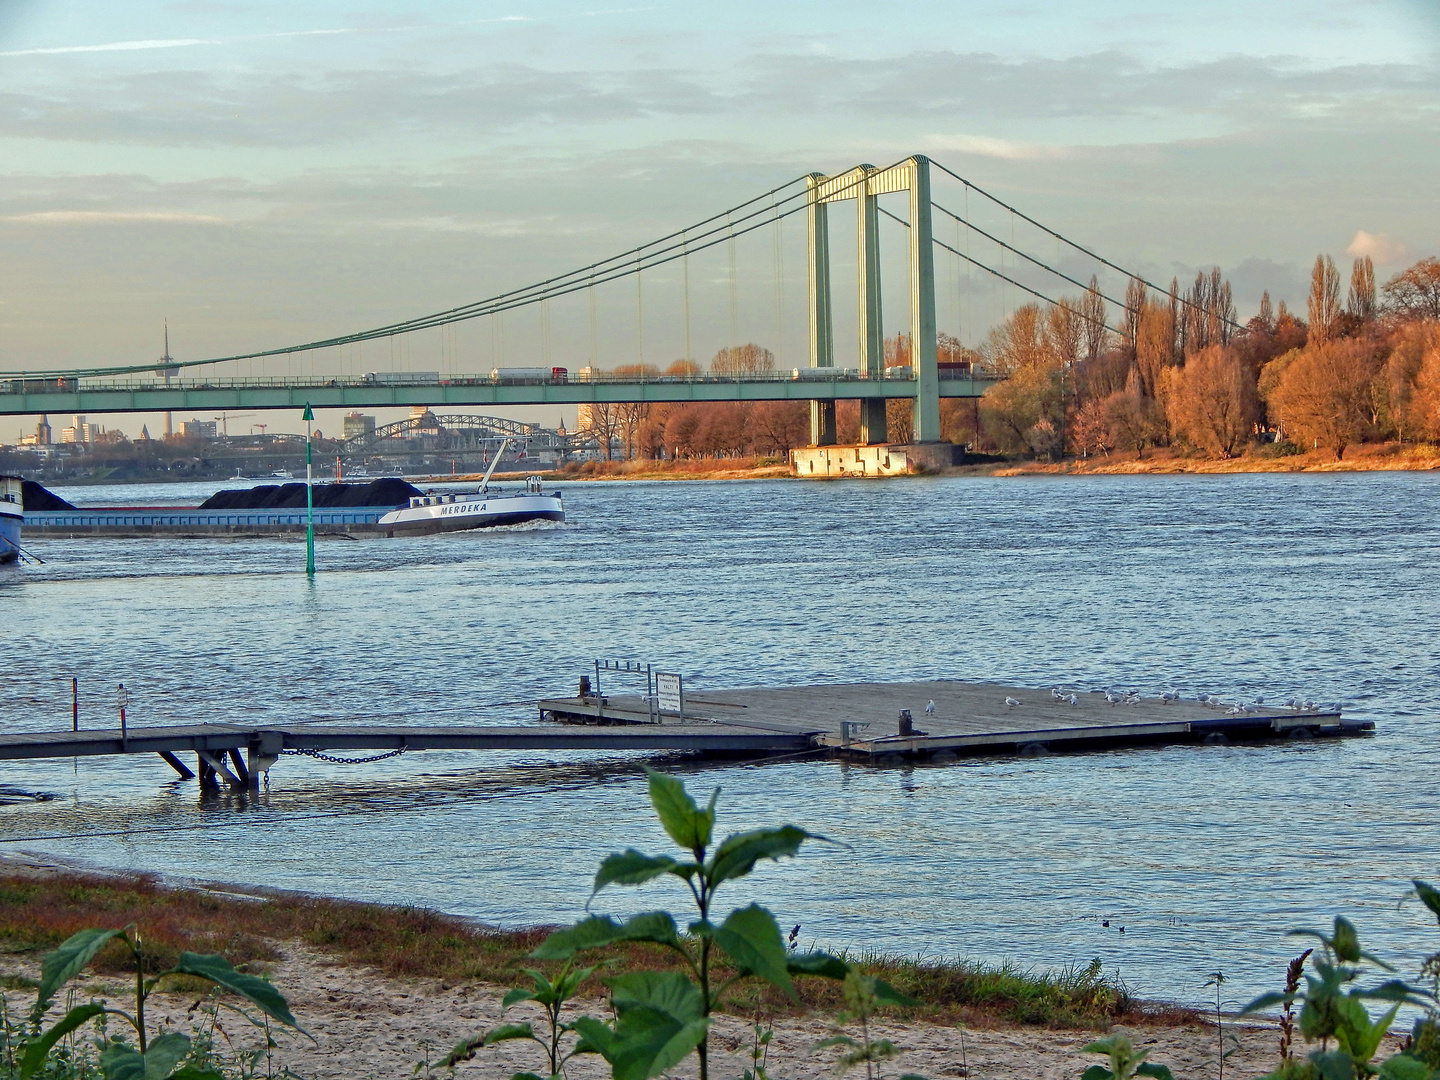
[539,680,1372,757]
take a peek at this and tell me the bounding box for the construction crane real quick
[213,412,257,437]
[251,423,268,436]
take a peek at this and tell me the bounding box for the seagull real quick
[925,700,936,715]
[1005,697,1021,708]
[1068,693,1079,706]
[1160,690,1180,705]
[1104,689,1123,706]
[1051,687,1067,702]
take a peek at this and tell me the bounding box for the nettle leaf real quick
[788,951,850,981]
[1332,917,1361,963]
[1242,991,1293,1015]
[532,912,681,961]
[1311,1049,1358,1080]
[483,1023,536,1045]
[592,850,694,894]
[1081,1066,1116,1080]
[1137,1064,1176,1080]
[39,928,128,1006]
[503,986,541,1009]
[1413,880,1440,922]
[869,976,920,1008]
[19,1004,105,1079]
[707,826,820,887]
[173,953,301,1032]
[714,905,794,1000]
[604,971,710,1080]
[1379,1053,1433,1080]
[645,769,717,852]
[99,1032,192,1080]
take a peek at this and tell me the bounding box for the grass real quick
[0,871,1189,1030]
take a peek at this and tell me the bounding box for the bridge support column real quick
[806,174,836,446]
[856,166,887,445]
[908,156,941,442]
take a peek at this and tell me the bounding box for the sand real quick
[5,941,1408,1080]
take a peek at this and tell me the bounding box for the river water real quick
[1,471,1437,1007]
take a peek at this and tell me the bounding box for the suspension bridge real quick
[1,154,1185,448]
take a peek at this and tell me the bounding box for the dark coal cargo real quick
[20,481,77,512]
[198,478,423,511]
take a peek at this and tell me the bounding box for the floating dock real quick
[538,680,1371,759]
[0,681,1371,792]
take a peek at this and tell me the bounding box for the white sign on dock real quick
[656,673,684,718]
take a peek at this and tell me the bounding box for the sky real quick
[1,0,1437,438]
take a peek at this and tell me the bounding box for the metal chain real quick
[279,747,407,764]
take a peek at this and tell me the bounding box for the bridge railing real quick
[2,366,1001,395]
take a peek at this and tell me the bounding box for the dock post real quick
[247,734,282,791]
[72,678,78,732]
[116,683,128,752]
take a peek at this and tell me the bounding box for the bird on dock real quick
[1005,696,1021,708]
[1104,689,1123,706]
[1160,690,1180,705]
[1050,687,1066,702]
[1068,694,1079,706]
[925,700,936,715]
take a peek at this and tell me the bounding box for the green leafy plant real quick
[1204,970,1240,1080]
[481,767,920,1080]
[815,968,924,1080]
[1081,1033,1175,1080]
[17,925,304,1080]
[1244,907,1435,1080]
[441,956,604,1079]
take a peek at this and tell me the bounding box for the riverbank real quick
[988,442,1440,477]
[0,852,1348,1080]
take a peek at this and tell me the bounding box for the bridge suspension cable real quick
[931,160,1242,329]
[876,205,1125,338]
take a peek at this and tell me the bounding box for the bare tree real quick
[1307,255,1342,344]
[710,343,774,375]
[748,401,809,455]
[1381,258,1440,321]
[1347,256,1377,322]
[1122,277,1147,358]
[1081,276,1109,363]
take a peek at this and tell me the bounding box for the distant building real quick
[19,414,52,447]
[61,414,103,444]
[343,412,377,440]
[180,420,218,440]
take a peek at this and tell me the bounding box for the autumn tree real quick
[1165,345,1258,458]
[710,343,774,375]
[748,401,809,455]
[979,304,1063,457]
[667,358,703,377]
[1307,255,1342,345]
[1102,390,1164,459]
[1268,338,1381,459]
[1347,256,1377,323]
[1381,257,1440,321]
[1405,326,1440,440]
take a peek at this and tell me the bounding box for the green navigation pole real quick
[303,403,315,576]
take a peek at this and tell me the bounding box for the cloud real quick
[3,210,225,224]
[0,38,221,58]
[922,133,1071,161]
[1346,229,1410,264]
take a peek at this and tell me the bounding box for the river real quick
[1,471,1436,1007]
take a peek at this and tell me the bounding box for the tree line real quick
[577,255,1440,462]
[974,255,1440,461]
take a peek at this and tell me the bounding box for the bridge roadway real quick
[0,371,997,417]
[0,721,817,791]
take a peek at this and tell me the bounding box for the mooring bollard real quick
[578,675,592,699]
[898,709,913,737]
